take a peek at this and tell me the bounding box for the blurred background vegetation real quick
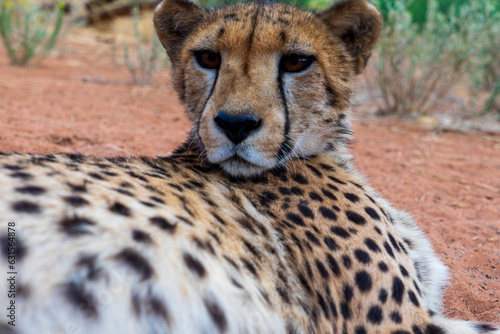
[0,0,499,118]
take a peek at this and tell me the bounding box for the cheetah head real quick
[154,0,382,176]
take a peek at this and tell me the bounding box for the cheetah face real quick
[154,0,382,176]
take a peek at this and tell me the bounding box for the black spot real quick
[425,325,445,334]
[317,292,329,319]
[183,253,206,278]
[343,284,353,302]
[378,261,389,272]
[64,281,97,318]
[132,229,151,243]
[328,176,346,185]
[150,196,165,204]
[364,238,381,252]
[408,290,420,307]
[374,226,382,234]
[3,164,23,171]
[127,171,148,182]
[292,173,309,185]
[319,206,337,220]
[306,231,320,245]
[413,280,422,296]
[388,233,401,252]
[60,216,95,236]
[346,211,366,225]
[132,292,170,322]
[355,326,367,334]
[217,27,225,38]
[204,298,228,333]
[10,172,33,180]
[286,213,305,226]
[367,305,383,324]
[279,187,292,195]
[290,187,304,195]
[298,272,312,294]
[391,331,411,334]
[76,255,101,280]
[149,216,176,233]
[331,226,350,238]
[354,249,371,264]
[316,259,329,279]
[109,202,131,216]
[250,174,268,184]
[365,207,380,220]
[15,185,46,195]
[384,241,395,258]
[276,284,290,303]
[12,200,41,214]
[115,248,154,280]
[88,172,105,180]
[326,254,341,276]
[392,276,405,304]
[321,189,337,200]
[1,233,27,261]
[243,240,260,258]
[340,302,350,319]
[306,164,323,177]
[343,193,359,202]
[400,264,409,277]
[342,255,352,269]
[298,204,314,219]
[329,299,338,319]
[324,237,338,250]
[67,153,85,162]
[262,191,278,201]
[379,288,388,303]
[64,196,89,207]
[67,182,87,193]
[241,258,258,276]
[115,188,134,197]
[309,192,323,202]
[390,311,402,323]
[474,324,498,333]
[412,325,424,334]
[355,270,372,292]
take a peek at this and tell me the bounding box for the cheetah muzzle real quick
[0,0,498,334]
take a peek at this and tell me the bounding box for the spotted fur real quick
[0,0,498,333]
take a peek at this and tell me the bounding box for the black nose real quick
[214,111,262,144]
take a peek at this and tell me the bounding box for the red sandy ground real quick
[1,39,499,325]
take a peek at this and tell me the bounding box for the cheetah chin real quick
[0,0,498,333]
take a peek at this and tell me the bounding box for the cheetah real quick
[0,0,498,333]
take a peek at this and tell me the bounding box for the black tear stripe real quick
[195,59,220,155]
[276,65,292,164]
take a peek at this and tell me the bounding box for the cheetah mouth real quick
[222,155,260,167]
[215,154,272,176]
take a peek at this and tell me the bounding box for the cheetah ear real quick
[319,0,382,74]
[153,0,208,62]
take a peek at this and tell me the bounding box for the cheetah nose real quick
[214,111,262,145]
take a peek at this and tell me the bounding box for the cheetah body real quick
[0,0,498,333]
[0,152,449,334]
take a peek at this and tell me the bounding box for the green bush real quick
[0,0,65,66]
[365,0,499,116]
[112,6,167,85]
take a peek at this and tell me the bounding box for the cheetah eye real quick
[195,51,221,69]
[280,54,314,73]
